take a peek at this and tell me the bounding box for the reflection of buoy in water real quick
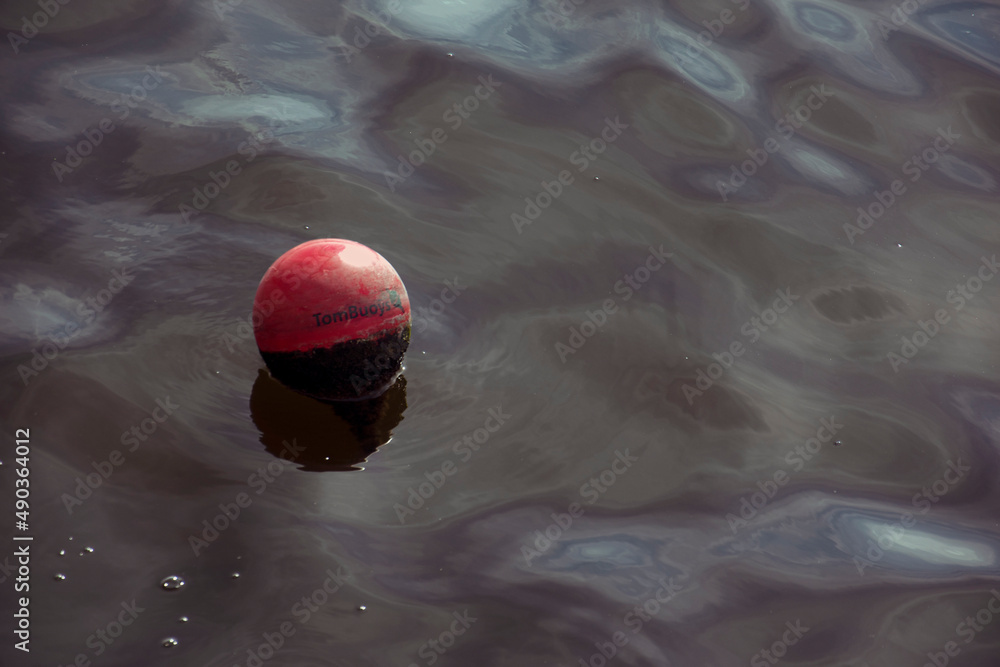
[253,239,411,401]
[250,369,406,471]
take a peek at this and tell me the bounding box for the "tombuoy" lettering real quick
[312,291,403,327]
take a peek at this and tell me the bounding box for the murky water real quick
[2,0,1000,665]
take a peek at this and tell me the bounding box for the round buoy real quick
[253,239,411,400]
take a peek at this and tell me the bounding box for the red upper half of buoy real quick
[253,239,411,353]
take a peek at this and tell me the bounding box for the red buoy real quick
[253,239,411,400]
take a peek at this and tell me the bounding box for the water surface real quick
[2,0,1000,666]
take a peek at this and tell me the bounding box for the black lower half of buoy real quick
[260,326,410,401]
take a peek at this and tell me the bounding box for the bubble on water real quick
[358,605,367,612]
[80,546,94,555]
[231,572,241,579]
[179,616,189,623]
[162,637,179,648]
[161,575,185,591]
[54,573,66,581]
[58,549,66,556]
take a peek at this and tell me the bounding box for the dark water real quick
[2,0,1000,665]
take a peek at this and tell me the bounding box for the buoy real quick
[253,239,410,400]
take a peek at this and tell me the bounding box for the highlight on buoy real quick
[253,239,411,401]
